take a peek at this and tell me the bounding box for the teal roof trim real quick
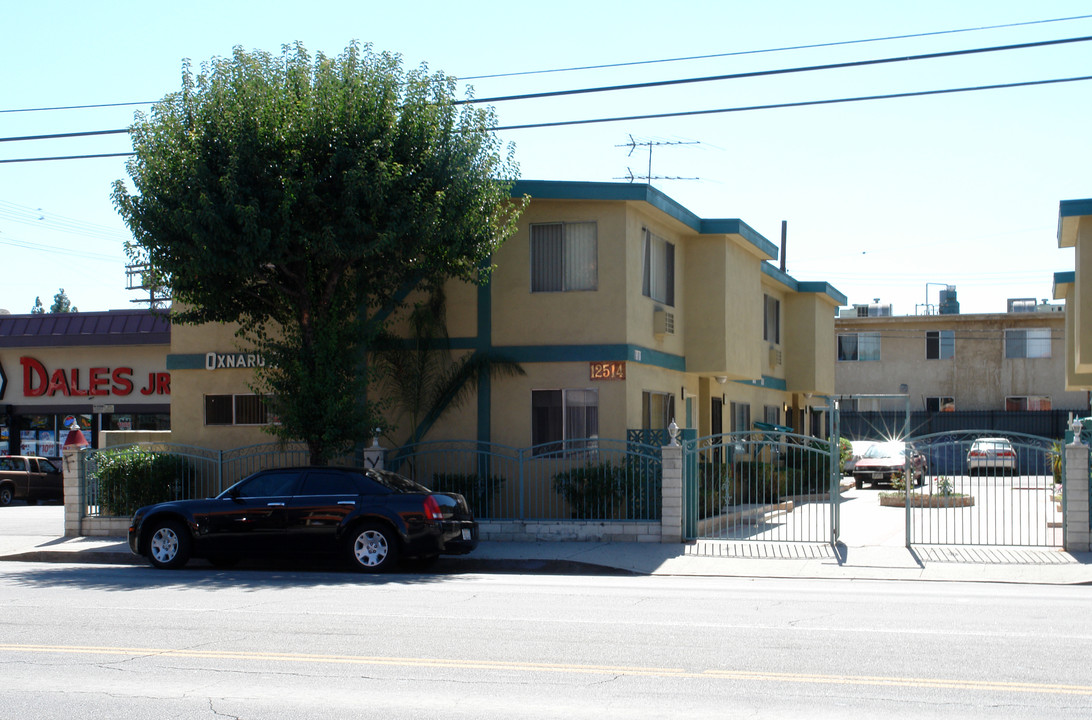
[1059,198,1092,218]
[761,263,847,305]
[734,375,788,392]
[511,180,777,258]
[1055,270,1076,285]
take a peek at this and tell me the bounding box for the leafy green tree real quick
[112,41,524,464]
[30,289,77,314]
[50,288,77,313]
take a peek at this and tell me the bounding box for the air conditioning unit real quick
[769,346,782,368]
[653,309,675,336]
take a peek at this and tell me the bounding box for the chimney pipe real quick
[780,220,787,273]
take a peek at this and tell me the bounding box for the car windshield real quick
[863,442,905,459]
[972,439,1012,452]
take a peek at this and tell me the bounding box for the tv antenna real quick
[614,134,700,183]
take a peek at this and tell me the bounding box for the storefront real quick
[0,310,171,457]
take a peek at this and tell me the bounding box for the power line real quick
[461,34,1092,105]
[0,129,128,143]
[0,152,133,164]
[4,14,1091,116]
[0,100,152,115]
[491,74,1092,131]
[0,199,132,242]
[0,235,121,263]
[459,14,1092,80]
[5,33,1090,152]
[2,73,1088,162]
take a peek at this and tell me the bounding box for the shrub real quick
[730,461,787,504]
[697,461,729,519]
[784,440,833,493]
[553,461,624,519]
[620,455,662,520]
[94,448,187,517]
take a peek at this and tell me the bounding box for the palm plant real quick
[372,286,525,445]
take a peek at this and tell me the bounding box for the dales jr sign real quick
[17,356,170,398]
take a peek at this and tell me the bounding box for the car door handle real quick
[337,501,356,506]
[267,502,285,507]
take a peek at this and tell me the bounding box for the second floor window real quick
[764,294,781,344]
[530,222,598,292]
[642,228,675,306]
[1006,395,1051,411]
[837,332,881,361]
[925,396,955,412]
[926,330,954,359]
[1005,328,1051,359]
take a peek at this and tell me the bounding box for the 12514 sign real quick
[590,361,626,381]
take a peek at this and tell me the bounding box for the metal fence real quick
[80,438,664,522]
[840,409,1079,442]
[390,438,663,521]
[80,442,356,518]
[684,431,838,543]
[903,431,1062,547]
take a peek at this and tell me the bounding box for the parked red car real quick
[852,442,927,489]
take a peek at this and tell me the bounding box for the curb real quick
[0,549,637,576]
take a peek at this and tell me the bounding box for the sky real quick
[2,0,1090,316]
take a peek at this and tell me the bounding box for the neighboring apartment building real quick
[164,180,847,450]
[834,296,1088,413]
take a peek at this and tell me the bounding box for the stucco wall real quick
[835,312,1084,411]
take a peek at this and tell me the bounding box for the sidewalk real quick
[1,532,1091,584]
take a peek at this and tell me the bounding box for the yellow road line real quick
[2,643,1090,696]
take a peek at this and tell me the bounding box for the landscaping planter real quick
[879,493,974,508]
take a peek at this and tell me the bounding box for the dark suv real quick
[0,456,63,506]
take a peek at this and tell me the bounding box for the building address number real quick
[590,361,626,381]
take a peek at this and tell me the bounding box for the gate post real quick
[1064,442,1090,552]
[660,443,683,544]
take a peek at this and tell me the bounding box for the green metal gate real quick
[900,430,1063,548]
[683,429,840,544]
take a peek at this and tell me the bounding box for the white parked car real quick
[966,438,1017,475]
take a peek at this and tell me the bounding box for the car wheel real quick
[345,523,399,572]
[146,519,191,570]
[0,485,13,507]
[854,478,862,490]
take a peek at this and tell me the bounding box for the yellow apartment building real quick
[164,180,846,451]
[1055,198,1092,391]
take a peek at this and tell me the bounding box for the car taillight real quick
[423,495,444,521]
[969,451,983,457]
[998,450,1015,457]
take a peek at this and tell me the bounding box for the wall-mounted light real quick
[715,376,728,385]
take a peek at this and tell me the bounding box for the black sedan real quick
[128,466,479,571]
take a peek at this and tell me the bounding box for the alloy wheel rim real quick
[150,527,179,563]
[354,530,388,566]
